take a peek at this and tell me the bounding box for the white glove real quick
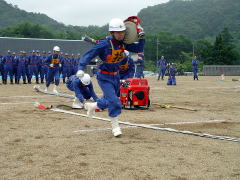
[59,64,62,68]
[76,70,84,77]
[49,64,54,68]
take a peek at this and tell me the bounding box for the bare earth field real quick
[0,76,240,180]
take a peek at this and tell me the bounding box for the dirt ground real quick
[0,76,240,180]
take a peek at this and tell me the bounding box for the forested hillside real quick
[139,0,240,39]
[0,0,107,35]
[0,0,239,68]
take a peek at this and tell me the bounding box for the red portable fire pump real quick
[120,78,150,109]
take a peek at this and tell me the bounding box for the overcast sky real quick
[5,0,169,26]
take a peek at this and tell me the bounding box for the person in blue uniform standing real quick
[16,51,28,84]
[0,55,3,84]
[192,56,199,80]
[77,18,145,137]
[45,46,61,93]
[28,50,39,84]
[157,56,167,80]
[66,73,99,109]
[23,51,31,84]
[70,54,75,76]
[167,63,177,85]
[119,50,134,80]
[74,53,81,74]
[2,50,14,84]
[134,52,145,78]
[12,52,18,84]
[39,51,48,84]
[61,53,72,84]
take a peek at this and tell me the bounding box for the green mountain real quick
[138,0,240,39]
[1,0,239,40]
[0,0,67,31]
[0,0,107,35]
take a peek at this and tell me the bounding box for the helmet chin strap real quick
[113,35,124,44]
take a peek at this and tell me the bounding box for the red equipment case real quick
[120,78,150,109]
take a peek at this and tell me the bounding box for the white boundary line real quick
[51,108,240,143]
[0,95,51,99]
[73,120,226,133]
[0,101,72,105]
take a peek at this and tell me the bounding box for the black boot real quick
[23,78,27,84]
[36,78,39,84]
[15,78,18,84]
[10,79,14,84]
[3,79,7,84]
[28,78,31,84]
[63,78,65,84]
[41,79,44,84]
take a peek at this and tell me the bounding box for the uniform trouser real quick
[3,66,13,80]
[167,77,176,85]
[40,66,48,80]
[0,66,3,79]
[46,68,60,87]
[120,72,131,80]
[29,66,39,80]
[70,67,75,76]
[13,66,17,80]
[193,68,198,79]
[25,66,31,79]
[74,67,78,74]
[96,73,121,117]
[158,68,166,80]
[62,68,71,79]
[17,66,26,80]
[66,84,92,103]
[135,65,144,78]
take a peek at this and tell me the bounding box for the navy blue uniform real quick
[2,55,14,84]
[66,75,98,103]
[192,59,199,80]
[45,54,60,87]
[79,36,145,117]
[119,56,134,80]
[134,53,144,78]
[167,67,177,85]
[157,58,167,80]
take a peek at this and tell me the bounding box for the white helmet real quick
[124,50,129,57]
[80,73,91,86]
[53,46,60,52]
[109,18,126,32]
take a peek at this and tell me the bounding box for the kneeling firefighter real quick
[66,72,99,109]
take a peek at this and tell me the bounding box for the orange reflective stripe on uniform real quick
[119,64,129,71]
[105,40,125,64]
[51,58,59,64]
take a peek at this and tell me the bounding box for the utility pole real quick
[192,42,195,57]
[156,37,159,60]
